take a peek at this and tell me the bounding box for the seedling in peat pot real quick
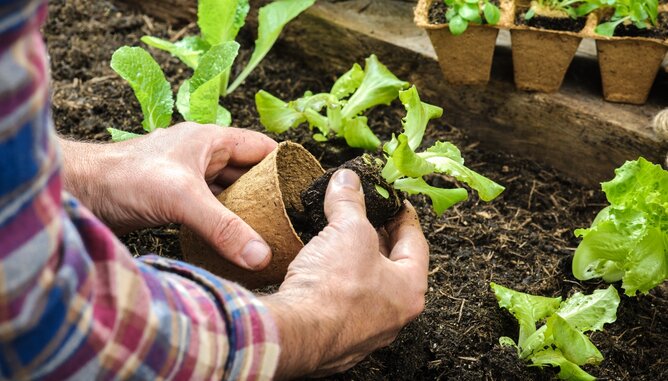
[491,283,620,381]
[442,0,501,35]
[580,0,660,36]
[572,157,668,296]
[256,54,409,151]
[299,85,505,235]
[107,0,314,141]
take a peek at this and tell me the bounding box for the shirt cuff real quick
[139,255,280,381]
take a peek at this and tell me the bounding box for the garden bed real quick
[46,0,667,379]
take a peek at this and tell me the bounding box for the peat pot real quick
[180,141,324,289]
[415,0,499,86]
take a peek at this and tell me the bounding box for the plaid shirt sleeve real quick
[0,1,280,380]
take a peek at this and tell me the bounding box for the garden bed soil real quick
[46,0,668,380]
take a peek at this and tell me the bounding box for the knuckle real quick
[212,214,244,249]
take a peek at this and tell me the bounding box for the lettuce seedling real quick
[380,86,505,215]
[108,42,240,141]
[491,283,620,381]
[256,54,409,150]
[142,0,314,95]
[442,0,501,36]
[524,0,586,20]
[573,157,668,296]
[578,0,660,36]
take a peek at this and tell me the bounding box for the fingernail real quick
[241,240,270,269]
[333,169,359,190]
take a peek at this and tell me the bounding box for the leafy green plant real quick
[108,42,240,141]
[442,0,501,35]
[579,0,660,36]
[491,283,620,381]
[107,0,314,141]
[573,157,668,296]
[143,0,314,95]
[378,86,505,214]
[524,0,585,20]
[256,54,409,150]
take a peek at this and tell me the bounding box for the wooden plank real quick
[114,0,668,185]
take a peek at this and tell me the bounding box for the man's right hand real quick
[262,169,429,379]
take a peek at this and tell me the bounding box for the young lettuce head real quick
[256,54,409,150]
[491,283,620,381]
[573,157,668,296]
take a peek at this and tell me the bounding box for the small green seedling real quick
[256,54,409,151]
[524,0,585,20]
[379,86,505,215]
[443,0,501,36]
[107,0,314,141]
[578,0,660,36]
[491,283,620,381]
[573,157,668,296]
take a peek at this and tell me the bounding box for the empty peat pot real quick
[180,141,324,289]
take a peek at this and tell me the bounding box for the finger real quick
[386,201,429,273]
[215,127,278,167]
[213,166,250,188]
[323,169,366,225]
[181,184,272,271]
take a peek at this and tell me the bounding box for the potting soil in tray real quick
[603,12,668,40]
[47,0,668,379]
[514,10,587,33]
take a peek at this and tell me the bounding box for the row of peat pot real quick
[415,0,668,105]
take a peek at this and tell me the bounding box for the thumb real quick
[324,169,367,224]
[181,184,272,271]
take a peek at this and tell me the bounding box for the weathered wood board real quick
[115,0,668,185]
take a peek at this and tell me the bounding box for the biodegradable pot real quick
[415,0,499,85]
[511,29,581,92]
[180,141,324,289]
[596,39,668,105]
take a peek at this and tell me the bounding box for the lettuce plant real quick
[378,86,505,214]
[573,157,668,296]
[108,42,240,141]
[578,0,660,36]
[491,283,620,381]
[442,0,501,35]
[143,0,314,95]
[256,54,409,151]
[524,0,585,20]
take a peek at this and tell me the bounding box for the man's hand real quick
[262,169,429,379]
[59,123,277,270]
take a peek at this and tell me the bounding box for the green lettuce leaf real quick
[186,41,239,125]
[341,55,409,119]
[393,178,468,215]
[110,46,173,132]
[255,90,306,133]
[573,157,668,296]
[397,86,443,151]
[392,134,435,178]
[331,63,364,100]
[490,282,562,347]
[107,128,141,142]
[529,349,596,381]
[419,142,505,202]
[141,35,209,69]
[340,116,381,150]
[555,285,620,333]
[227,0,315,94]
[547,315,603,366]
[198,0,250,46]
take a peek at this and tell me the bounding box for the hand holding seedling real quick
[60,123,277,270]
[262,169,429,378]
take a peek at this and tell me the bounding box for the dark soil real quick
[605,12,668,39]
[515,10,587,33]
[301,156,402,234]
[428,0,501,26]
[46,0,668,380]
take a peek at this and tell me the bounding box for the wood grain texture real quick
[112,0,668,185]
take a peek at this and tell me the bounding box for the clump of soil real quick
[46,1,668,380]
[515,10,587,32]
[301,155,402,234]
